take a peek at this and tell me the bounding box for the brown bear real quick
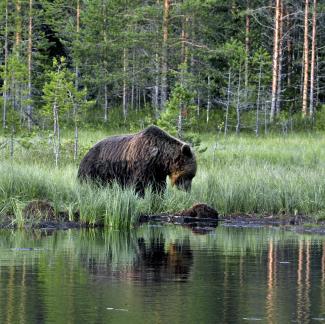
[77,125,197,196]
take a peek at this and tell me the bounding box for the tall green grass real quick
[1,131,325,228]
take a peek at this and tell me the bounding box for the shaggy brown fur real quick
[23,200,55,220]
[176,203,218,219]
[77,125,197,196]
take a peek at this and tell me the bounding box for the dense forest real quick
[0,0,324,136]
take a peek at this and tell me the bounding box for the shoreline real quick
[221,214,325,235]
[1,213,325,235]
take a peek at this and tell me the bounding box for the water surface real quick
[0,226,324,323]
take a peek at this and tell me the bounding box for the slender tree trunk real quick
[178,13,189,136]
[27,0,33,131]
[53,99,60,167]
[309,0,317,117]
[131,50,135,111]
[264,98,268,135]
[270,0,281,122]
[137,86,140,112]
[123,48,128,119]
[13,0,22,120]
[256,61,263,136]
[244,1,250,92]
[104,84,108,122]
[154,53,159,117]
[154,0,161,114]
[74,126,78,161]
[178,76,184,139]
[197,91,200,117]
[75,0,80,92]
[73,0,80,159]
[206,75,211,124]
[316,50,319,107]
[224,68,231,136]
[15,0,21,48]
[236,65,242,134]
[181,15,189,66]
[275,0,283,115]
[2,0,8,129]
[103,0,108,122]
[143,89,146,107]
[302,0,309,117]
[190,16,195,76]
[286,8,292,88]
[161,0,170,108]
[56,117,60,167]
[10,128,14,159]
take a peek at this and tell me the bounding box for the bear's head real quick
[170,144,197,192]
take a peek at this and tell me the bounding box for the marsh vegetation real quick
[1,130,325,228]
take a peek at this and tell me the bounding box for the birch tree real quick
[302,0,309,117]
[270,0,281,122]
[309,0,317,117]
[244,1,250,93]
[2,0,8,129]
[26,0,33,130]
[161,0,170,109]
[275,0,283,115]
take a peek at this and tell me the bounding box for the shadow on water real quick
[0,226,324,323]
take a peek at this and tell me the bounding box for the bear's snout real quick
[175,177,192,192]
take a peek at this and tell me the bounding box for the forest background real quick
[0,0,325,227]
[0,0,324,141]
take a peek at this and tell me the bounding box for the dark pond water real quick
[0,225,324,324]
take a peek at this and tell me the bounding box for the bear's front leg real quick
[152,179,166,194]
[134,182,145,198]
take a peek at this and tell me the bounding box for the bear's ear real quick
[181,144,192,158]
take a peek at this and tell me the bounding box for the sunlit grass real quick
[1,131,325,228]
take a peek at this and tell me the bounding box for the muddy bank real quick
[2,200,325,235]
[2,201,220,231]
[0,200,90,230]
[0,220,88,230]
[141,205,325,235]
[220,214,325,235]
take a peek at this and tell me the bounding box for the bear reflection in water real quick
[87,236,193,283]
[134,237,193,282]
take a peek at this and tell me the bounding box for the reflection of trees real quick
[305,241,311,323]
[323,242,325,285]
[0,228,325,323]
[1,260,46,324]
[266,239,275,324]
[296,240,312,323]
[296,240,304,323]
[321,242,325,314]
[6,266,14,324]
